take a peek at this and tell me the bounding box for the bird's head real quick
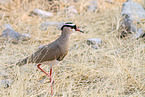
[61,22,84,34]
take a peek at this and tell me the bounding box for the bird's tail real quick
[16,57,29,66]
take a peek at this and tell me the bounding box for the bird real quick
[16,22,84,95]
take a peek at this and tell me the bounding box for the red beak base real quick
[76,28,84,33]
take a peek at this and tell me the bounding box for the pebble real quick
[120,0,145,38]
[2,28,21,43]
[1,28,31,44]
[4,24,13,29]
[105,0,114,3]
[87,1,98,12]
[0,79,12,88]
[121,0,145,22]
[34,9,53,18]
[41,22,65,30]
[87,38,102,49]
[64,5,78,17]
[132,28,144,39]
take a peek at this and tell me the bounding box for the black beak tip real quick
[80,30,84,33]
[76,28,84,33]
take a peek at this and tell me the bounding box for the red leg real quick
[50,68,52,82]
[37,63,53,95]
[37,63,50,78]
[50,68,53,95]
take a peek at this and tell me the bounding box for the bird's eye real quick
[71,25,76,29]
[71,26,75,29]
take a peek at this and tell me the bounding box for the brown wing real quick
[29,42,62,63]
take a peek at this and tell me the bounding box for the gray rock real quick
[132,28,144,39]
[87,38,102,49]
[4,24,13,29]
[105,0,114,4]
[120,0,145,38]
[21,33,31,41]
[34,9,53,18]
[41,22,65,30]
[2,28,21,43]
[73,0,78,2]
[2,28,31,44]
[0,79,12,88]
[121,0,145,22]
[120,14,137,38]
[64,5,78,17]
[87,1,98,12]
[0,0,11,4]
[127,0,133,2]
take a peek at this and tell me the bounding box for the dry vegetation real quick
[0,0,145,96]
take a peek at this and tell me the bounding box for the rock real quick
[34,9,53,18]
[0,0,11,4]
[0,79,12,88]
[87,1,98,12]
[1,28,31,44]
[127,0,133,2]
[41,22,65,30]
[120,14,137,38]
[120,0,145,38]
[87,38,102,49]
[132,28,144,39]
[105,0,114,4]
[64,5,78,17]
[21,33,31,41]
[4,24,13,29]
[73,0,78,2]
[121,0,145,22]
[2,28,21,43]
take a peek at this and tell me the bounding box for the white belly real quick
[41,60,60,67]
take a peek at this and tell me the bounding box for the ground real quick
[0,0,145,96]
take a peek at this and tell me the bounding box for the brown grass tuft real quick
[0,0,145,96]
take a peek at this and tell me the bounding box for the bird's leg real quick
[37,63,53,95]
[50,68,52,83]
[49,67,53,95]
[37,63,51,79]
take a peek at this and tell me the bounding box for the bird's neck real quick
[59,32,70,44]
[57,32,71,51]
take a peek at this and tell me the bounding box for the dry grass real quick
[0,0,145,96]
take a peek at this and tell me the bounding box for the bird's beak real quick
[76,28,84,33]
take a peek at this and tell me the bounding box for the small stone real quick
[132,28,144,39]
[105,0,114,4]
[21,33,31,41]
[0,79,12,88]
[4,24,13,29]
[120,14,137,38]
[34,9,53,18]
[2,28,21,43]
[1,28,31,44]
[87,1,98,12]
[87,38,102,49]
[41,22,65,30]
[0,0,11,4]
[64,5,78,17]
[127,0,133,2]
[120,0,145,38]
[121,1,145,22]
